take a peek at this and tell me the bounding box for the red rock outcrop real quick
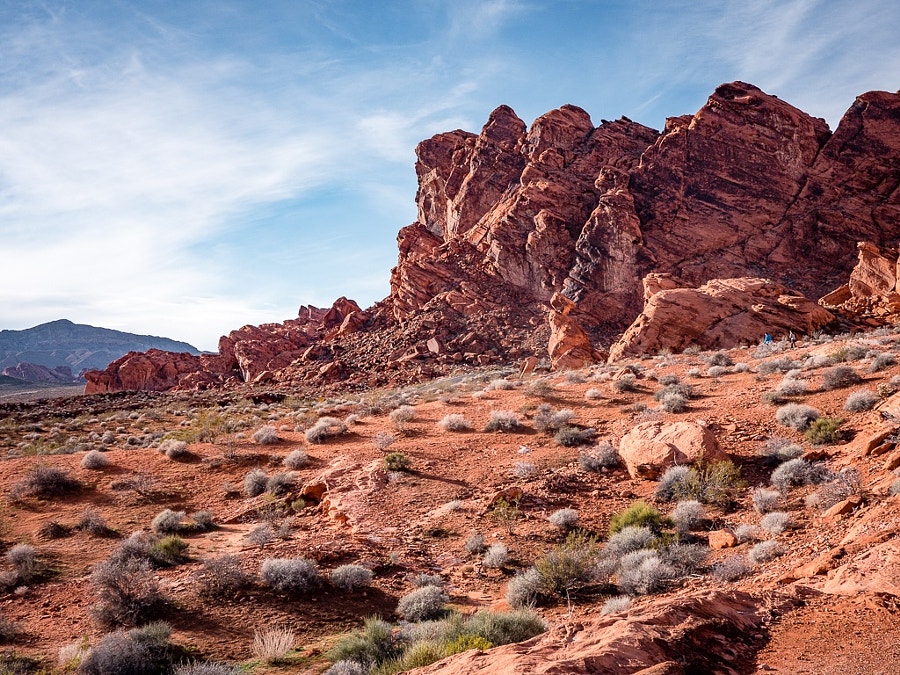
[609,277,835,361]
[86,82,900,392]
[416,589,771,675]
[618,420,726,479]
[546,292,604,370]
[820,242,900,324]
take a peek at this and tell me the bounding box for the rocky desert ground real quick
[2,330,900,674]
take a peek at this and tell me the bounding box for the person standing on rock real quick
[763,333,772,345]
[788,330,796,348]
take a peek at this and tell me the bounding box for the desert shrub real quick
[172,663,240,675]
[686,367,702,378]
[608,501,666,535]
[658,391,688,412]
[548,508,579,530]
[282,449,308,469]
[464,533,486,555]
[771,458,828,491]
[759,437,804,463]
[706,366,728,378]
[506,568,543,608]
[243,468,268,497]
[484,410,524,432]
[260,558,321,593]
[757,356,797,375]
[252,425,279,445]
[397,586,448,622]
[265,472,295,495]
[79,623,173,675]
[389,405,417,431]
[525,379,554,398]
[662,543,709,573]
[463,609,546,646]
[604,526,657,557]
[657,374,680,386]
[324,661,369,675]
[79,507,112,536]
[158,439,189,459]
[829,345,867,362]
[712,555,751,581]
[91,557,168,627]
[533,405,574,432]
[150,509,186,535]
[305,417,348,444]
[600,596,632,615]
[5,544,41,584]
[655,466,693,501]
[10,465,81,500]
[149,535,189,566]
[438,414,472,432]
[330,565,373,591]
[0,613,19,643]
[776,377,807,397]
[327,617,401,668]
[612,374,638,393]
[579,442,620,471]
[752,488,782,514]
[670,500,705,531]
[807,469,862,510]
[372,432,396,451]
[491,498,520,534]
[821,365,862,390]
[734,362,751,373]
[252,626,295,664]
[189,511,214,532]
[533,531,598,596]
[805,417,845,445]
[658,461,743,507]
[482,543,509,568]
[412,573,444,588]
[734,524,759,543]
[869,353,897,372]
[844,389,878,412]
[616,550,675,595]
[40,519,71,539]
[585,388,604,400]
[554,426,596,447]
[384,452,410,472]
[488,378,515,391]
[748,540,783,564]
[512,461,536,479]
[81,450,111,470]
[197,555,248,598]
[775,403,820,430]
[706,351,733,367]
[246,524,274,547]
[759,511,794,534]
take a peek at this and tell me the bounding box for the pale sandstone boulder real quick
[618,421,725,479]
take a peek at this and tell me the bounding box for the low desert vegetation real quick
[252,425,279,445]
[438,413,472,431]
[775,403,820,430]
[821,365,863,390]
[260,558,322,594]
[484,410,524,432]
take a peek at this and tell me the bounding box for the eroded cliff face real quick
[86,81,900,392]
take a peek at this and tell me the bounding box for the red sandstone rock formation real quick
[618,420,726,479]
[609,277,835,361]
[86,82,900,392]
[820,242,900,325]
[546,292,604,370]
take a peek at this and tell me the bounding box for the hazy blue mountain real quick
[0,319,200,378]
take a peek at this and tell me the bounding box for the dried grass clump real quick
[806,469,862,510]
[752,488,782,514]
[712,555,751,582]
[600,596,632,615]
[759,511,794,534]
[771,458,828,492]
[670,500,705,531]
[389,405,417,430]
[465,533,487,555]
[196,555,249,598]
[151,509,186,534]
[748,540,783,564]
[548,508,579,530]
[10,465,81,501]
[91,556,168,627]
[243,468,268,497]
[612,374,639,393]
[482,543,509,568]
[253,626,295,664]
[869,352,897,372]
[533,405,575,432]
[759,437,804,463]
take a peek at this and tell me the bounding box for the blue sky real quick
[1,0,898,350]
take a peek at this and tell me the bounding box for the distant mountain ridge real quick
[0,319,200,380]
